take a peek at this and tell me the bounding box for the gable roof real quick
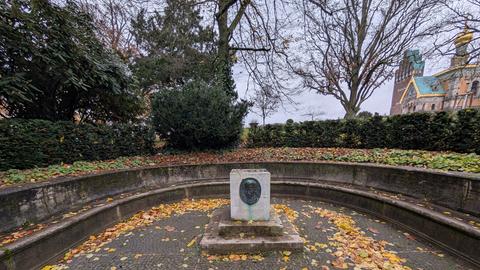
[399,76,446,103]
[413,76,445,95]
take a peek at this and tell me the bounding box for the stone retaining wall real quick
[1,162,479,232]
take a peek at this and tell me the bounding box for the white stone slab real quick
[230,169,270,221]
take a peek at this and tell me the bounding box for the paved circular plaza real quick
[48,198,475,270]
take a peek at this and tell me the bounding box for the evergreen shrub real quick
[151,80,249,150]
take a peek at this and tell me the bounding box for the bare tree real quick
[77,0,146,60]
[289,0,442,118]
[301,106,325,121]
[251,84,281,125]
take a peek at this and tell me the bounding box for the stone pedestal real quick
[200,168,303,254]
[230,169,270,221]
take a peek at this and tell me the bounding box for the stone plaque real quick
[230,169,270,221]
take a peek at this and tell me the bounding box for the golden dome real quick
[455,26,473,46]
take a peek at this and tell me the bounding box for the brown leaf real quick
[164,225,176,232]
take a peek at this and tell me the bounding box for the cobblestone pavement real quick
[56,198,476,270]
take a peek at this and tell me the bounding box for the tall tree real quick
[290,0,442,118]
[0,0,144,122]
[130,0,216,93]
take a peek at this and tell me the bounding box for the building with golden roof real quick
[390,27,479,115]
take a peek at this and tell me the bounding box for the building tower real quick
[450,25,473,68]
[390,50,425,115]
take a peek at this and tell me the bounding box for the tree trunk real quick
[216,0,231,75]
[343,104,360,119]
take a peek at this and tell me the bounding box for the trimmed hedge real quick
[247,109,480,154]
[0,119,156,171]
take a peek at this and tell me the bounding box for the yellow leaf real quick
[358,249,368,258]
[383,252,401,264]
[252,255,264,261]
[187,239,196,247]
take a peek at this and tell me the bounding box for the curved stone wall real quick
[1,180,479,270]
[1,162,479,233]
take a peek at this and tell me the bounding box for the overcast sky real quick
[234,49,452,124]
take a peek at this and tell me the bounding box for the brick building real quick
[390,27,480,115]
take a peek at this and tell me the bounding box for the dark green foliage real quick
[0,119,155,170]
[130,0,216,93]
[385,113,432,149]
[359,115,387,148]
[427,112,454,151]
[0,0,144,122]
[340,119,363,148]
[357,111,373,118]
[151,80,249,150]
[452,109,480,153]
[246,109,480,154]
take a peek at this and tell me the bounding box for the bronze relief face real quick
[239,178,261,205]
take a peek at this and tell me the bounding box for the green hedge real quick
[247,109,480,154]
[0,119,156,171]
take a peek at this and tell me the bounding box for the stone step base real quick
[200,207,304,254]
[219,208,283,236]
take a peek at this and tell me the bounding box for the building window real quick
[431,104,435,111]
[472,81,479,96]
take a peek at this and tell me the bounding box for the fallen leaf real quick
[187,238,196,247]
[165,225,176,232]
